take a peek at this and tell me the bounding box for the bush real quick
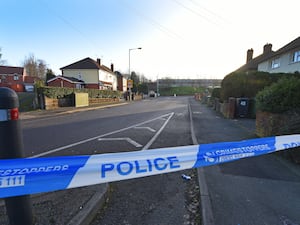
[37,87,121,99]
[211,87,221,98]
[256,76,300,113]
[220,71,286,101]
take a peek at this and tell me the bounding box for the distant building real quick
[58,57,118,90]
[0,66,37,92]
[115,71,128,92]
[157,79,222,88]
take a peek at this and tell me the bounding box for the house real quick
[59,57,118,90]
[0,66,37,92]
[115,71,128,92]
[235,44,275,73]
[235,36,300,74]
[258,37,300,73]
[47,76,84,89]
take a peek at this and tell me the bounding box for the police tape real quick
[0,134,299,198]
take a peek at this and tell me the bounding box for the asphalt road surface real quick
[21,96,201,225]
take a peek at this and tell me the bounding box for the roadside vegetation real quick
[17,92,36,112]
[215,71,300,164]
[256,76,300,113]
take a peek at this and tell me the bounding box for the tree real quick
[23,54,47,79]
[0,48,7,65]
[130,71,140,93]
[46,69,56,81]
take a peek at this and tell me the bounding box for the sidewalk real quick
[190,100,300,225]
[19,102,128,120]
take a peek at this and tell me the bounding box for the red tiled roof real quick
[23,76,36,83]
[0,66,24,75]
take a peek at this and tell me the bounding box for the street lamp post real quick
[128,47,142,101]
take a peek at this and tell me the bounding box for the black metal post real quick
[0,87,33,225]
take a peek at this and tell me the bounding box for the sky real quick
[0,0,299,81]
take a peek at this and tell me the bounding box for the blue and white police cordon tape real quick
[0,134,300,198]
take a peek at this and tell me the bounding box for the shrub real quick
[37,87,121,99]
[211,87,221,98]
[256,76,300,113]
[220,71,287,101]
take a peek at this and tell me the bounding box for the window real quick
[293,51,300,62]
[13,74,19,80]
[271,58,280,69]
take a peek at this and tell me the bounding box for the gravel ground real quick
[91,169,201,225]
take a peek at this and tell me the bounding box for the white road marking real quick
[31,112,173,158]
[134,127,156,132]
[193,111,202,114]
[142,112,174,150]
[98,138,142,148]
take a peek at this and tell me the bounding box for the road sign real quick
[127,79,133,89]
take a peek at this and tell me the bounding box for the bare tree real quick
[0,48,7,65]
[23,54,47,79]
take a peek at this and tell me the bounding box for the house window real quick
[293,51,300,63]
[271,58,280,69]
[13,74,19,80]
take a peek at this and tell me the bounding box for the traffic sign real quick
[127,79,133,89]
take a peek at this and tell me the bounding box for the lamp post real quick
[128,47,142,101]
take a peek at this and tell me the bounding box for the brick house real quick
[47,76,84,88]
[0,66,36,92]
[115,71,128,92]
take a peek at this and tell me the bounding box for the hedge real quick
[256,76,300,113]
[220,71,298,102]
[37,86,121,99]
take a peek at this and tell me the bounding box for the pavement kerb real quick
[20,102,128,120]
[67,183,109,225]
[188,103,215,225]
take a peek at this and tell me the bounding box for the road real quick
[21,96,201,224]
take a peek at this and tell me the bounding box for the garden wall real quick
[256,110,300,163]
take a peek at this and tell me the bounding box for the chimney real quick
[97,58,101,65]
[246,48,253,63]
[111,63,114,72]
[263,43,272,54]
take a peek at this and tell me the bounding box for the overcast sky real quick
[1,0,299,80]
